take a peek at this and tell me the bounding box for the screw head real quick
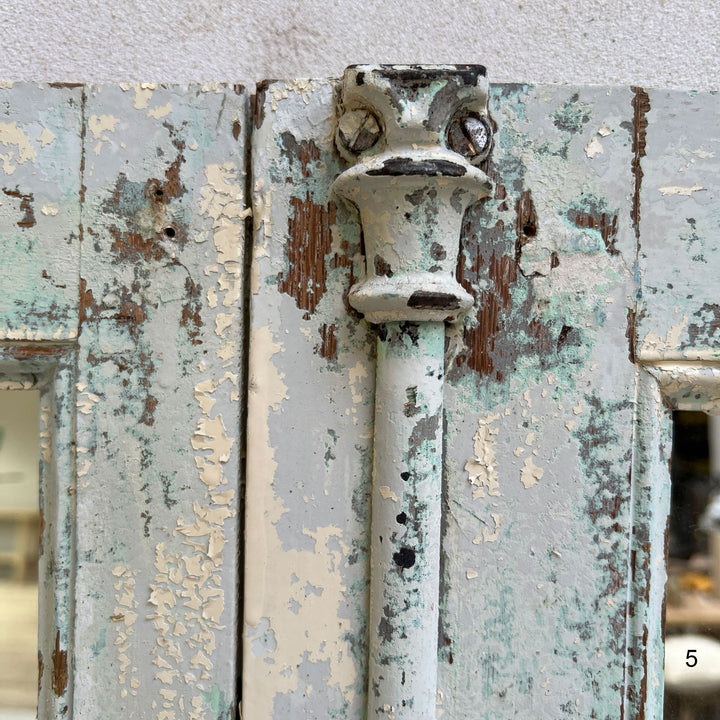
[447,112,492,161]
[337,109,382,155]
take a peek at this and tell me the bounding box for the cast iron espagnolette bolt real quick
[331,65,493,720]
[332,64,493,325]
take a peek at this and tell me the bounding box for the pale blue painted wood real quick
[242,78,717,720]
[0,83,82,341]
[74,84,248,720]
[0,77,718,720]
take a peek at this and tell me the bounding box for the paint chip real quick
[521,457,544,489]
[378,486,399,502]
[87,114,120,139]
[37,127,56,146]
[147,102,172,120]
[465,414,501,498]
[584,136,604,158]
[659,184,705,196]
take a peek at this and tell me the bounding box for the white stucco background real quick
[0,0,718,90]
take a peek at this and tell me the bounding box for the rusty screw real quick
[447,112,492,161]
[337,108,382,155]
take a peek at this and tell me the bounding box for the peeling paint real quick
[584,136,604,158]
[0,121,36,172]
[658,183,705,196]
[464,414,501,499]
[3,77,710,720]
[520,457,544,489]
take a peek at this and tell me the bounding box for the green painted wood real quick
[632,88,720,718]
[0,83,82,341]
[243,79,696,720]
[438,84,637,720]
[626,369,671,720]
[0,76,718,720]
[74,84,248,720]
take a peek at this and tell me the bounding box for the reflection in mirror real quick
[665,411,720,719]
[0,389,40,718]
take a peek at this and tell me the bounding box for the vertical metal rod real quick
[369,321,444,718]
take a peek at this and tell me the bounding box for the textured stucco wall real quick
[0,0,718,90]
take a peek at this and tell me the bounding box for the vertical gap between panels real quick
[236,88,255,714]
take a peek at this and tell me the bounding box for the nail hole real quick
[163,226,176,239]
[396,512,407,525]
[393,547,415,569]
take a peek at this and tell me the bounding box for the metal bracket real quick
[333,64,492,324]
[332,65,493,719]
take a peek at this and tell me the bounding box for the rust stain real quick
[3,187,36,228]
[374,255,393,277]
[180,276,203,345]
[38,651,43,692]
[51,630,68,697]
[567,207,619,256]
[315,323,338,361]
[48,82,84,89]
[5,345,65,363]
[117,299,146,326]
[232,120,241,142]
[252,79,272,129]
[527,318,552,358]
[631,88,650,238]
[110,228,166,263]
[514,190,537,265]
[79,277,95,326]
[478,113,498,180]
[637,625,649,720]
[556,325,572,353]
[278,194,336,317]
[626,308,637,363]
[146,143,186,206]
[79,87,87,211]
[142,393,158,425]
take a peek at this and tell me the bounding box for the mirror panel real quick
[0,389,40,717]
[665,411,720,719]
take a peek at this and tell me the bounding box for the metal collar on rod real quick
[331,64,493,719]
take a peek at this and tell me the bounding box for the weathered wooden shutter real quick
[0,71,718,720]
